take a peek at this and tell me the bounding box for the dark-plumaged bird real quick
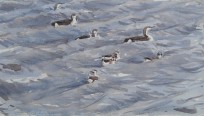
[144,52,163,62]
[75,29,99,40]
[88,69,99,83]
[124,26,155,43]
[102,51,120,61]
[51,14,77,27]
[101,57,116,66]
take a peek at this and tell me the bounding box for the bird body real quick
[124,36,148,42]
[88,76,98,83]
[124,26,154,43]
[75,29,98,40]
[76,35,91,40]
[51,14,77,27]
[102,51,120,61]
[102,57,116,66]
[88,70,98,83]
[144,52,163,62]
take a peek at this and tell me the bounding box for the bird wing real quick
[76,35,90,40]
[144,57,152,61]
[102,54,112,57]
[51,19,72,26]
[131,36,148,41]
[89,76,98,80]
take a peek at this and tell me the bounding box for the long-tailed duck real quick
[101,57,116,66]
[88,69,99,83]
[51,14,77,27]
[144,52,163,62]
[75,29,98,40]
[124,26,155,43]
[102,51,120,61]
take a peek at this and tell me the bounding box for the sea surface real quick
[0,0,204,115]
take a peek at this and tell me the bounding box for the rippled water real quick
[0,0,204,115]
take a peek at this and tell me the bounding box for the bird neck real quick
[92,32,98,37]
[157,55,162,59]
[93,71,97,76]
[71,17,77,25]
[143,28,153,41]
[143,28,149,37]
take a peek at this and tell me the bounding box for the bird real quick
[144,52,163,62]
[101,57,116,66]
[51,14,77,27]
[75,29,99,40]
[88,69,99,83]
[102,51,120,61]
[54,3,62,11]
[124,26,155,43]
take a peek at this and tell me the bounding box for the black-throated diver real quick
[124,26,154,43]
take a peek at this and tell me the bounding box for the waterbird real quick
[101,57,116,66]
[124,26,155,43]
[51,14,77,27]
[88,69,99,83]
[144,52,163,62]
[102,51,120,61]
[54,3,62,11]
[75,29,99,40]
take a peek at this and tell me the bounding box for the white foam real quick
[112,73,131,77]
[43,104,59,107]
[6,73,48,83]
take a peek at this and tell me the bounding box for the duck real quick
[75,29,99,40]
[144,52,163,62]
[124,26,155,43]
[88,69,99,83]
[102,51,120,61]
[51,14,77,27]
[101,57,116,66]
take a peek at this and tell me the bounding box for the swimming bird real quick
[54,3,62,11]
[51,14,77,27]
[124,26,155,43]
[75,29,99,40]
[144,52,163,62]
[102,51,120,61]
[88,69,99,83]
[101,57,116,66]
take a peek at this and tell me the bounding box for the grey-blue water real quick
[0,0,204,115]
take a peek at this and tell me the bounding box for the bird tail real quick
[51,22,55,26]
[123,38,129,43]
